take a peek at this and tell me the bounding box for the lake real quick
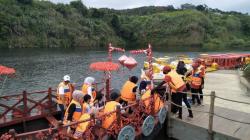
[0,48,247,95]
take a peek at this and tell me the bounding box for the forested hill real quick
[1,0,250,50]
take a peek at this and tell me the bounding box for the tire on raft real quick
[158,106,167,124]
[141,115,155,136]
[117,125,135,140]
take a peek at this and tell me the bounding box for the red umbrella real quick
[0,65,15,75]
[89,62,120,101]
[90,62,120,71]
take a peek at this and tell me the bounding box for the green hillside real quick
[1,0,250,50]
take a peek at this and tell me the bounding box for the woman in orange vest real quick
[82,94,92,114]
[154,66,186,119]
[197,59,206,101]
[57,75,74,121]
[63,90,84,133]
[82,77,97,104]
[190,62,202,105]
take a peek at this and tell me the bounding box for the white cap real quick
[63,75,70,82]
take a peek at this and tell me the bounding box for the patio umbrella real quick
[89,62,120,100]
[0,65,15,76]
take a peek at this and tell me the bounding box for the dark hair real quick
[129,76,138,84]
[110,91,120,101]
[139,81,147,91]
[176,61,187,75]
[84,94,91,102]
[95,91,103,101]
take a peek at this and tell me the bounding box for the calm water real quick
[0,48,247,95]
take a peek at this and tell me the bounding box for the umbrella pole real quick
[106,77,110,101]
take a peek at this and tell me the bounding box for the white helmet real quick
[63,75,70,82]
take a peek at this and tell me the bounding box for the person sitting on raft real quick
[63,90,84,133]
[120,76,139,105]
[82,77,97,104]
[139,81,164,114]
[102,90,123,130]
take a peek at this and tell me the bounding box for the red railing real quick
[0,88,58,128]
[1,94,166,140]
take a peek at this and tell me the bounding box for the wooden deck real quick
[171,70,250,140]
[178,104,250,140]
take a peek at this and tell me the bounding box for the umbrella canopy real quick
[90,62,120,71]
[0,65,15,75]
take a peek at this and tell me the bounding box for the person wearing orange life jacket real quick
[154,66,186,119]
[82,94,92,114]
[197,59,206,101]
[82,77,97,104]
[57,75,74,121]
[190,62,202,105]
[102,91,123,130]
[139,81,164,114]
[120,76,138,104]
[63,90,84,133]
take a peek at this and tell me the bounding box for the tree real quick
[91,8,104,18]
[111,14,120,33]
[196,5,206,11]
[181,3,196,10]
[70,0,88,16]
[17,0,32,4]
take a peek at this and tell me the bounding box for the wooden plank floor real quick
[178,104,250,140]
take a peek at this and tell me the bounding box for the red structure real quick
[202,53,250,69]
[130,44,153,80]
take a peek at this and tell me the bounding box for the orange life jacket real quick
[57,82,73,105]
[63,100,82,124]
[141,90,164,114]
[120,81,136,102]
[167,70,185,93]
[74,113,91,139]
[82,84,96,101]
[191,70,202,89]
[102,101,120,129]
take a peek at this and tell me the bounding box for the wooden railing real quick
[0,88,58,128]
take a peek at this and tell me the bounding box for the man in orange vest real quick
[154,66,186,119]
[120,76,138,105]
[57,75,74,120]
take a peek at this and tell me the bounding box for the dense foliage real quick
[1,0,250,50]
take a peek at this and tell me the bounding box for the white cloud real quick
[50,0,250,13]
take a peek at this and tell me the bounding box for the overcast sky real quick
[50,0,250,14]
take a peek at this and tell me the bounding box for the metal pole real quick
[208,91,215,140]
[167,92,172,137]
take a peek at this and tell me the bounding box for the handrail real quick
[8,95,159,139]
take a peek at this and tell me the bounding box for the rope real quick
[179,91,211,96]
[169,101,210,114]
[215,96,250,105]
[213,113,250,125]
